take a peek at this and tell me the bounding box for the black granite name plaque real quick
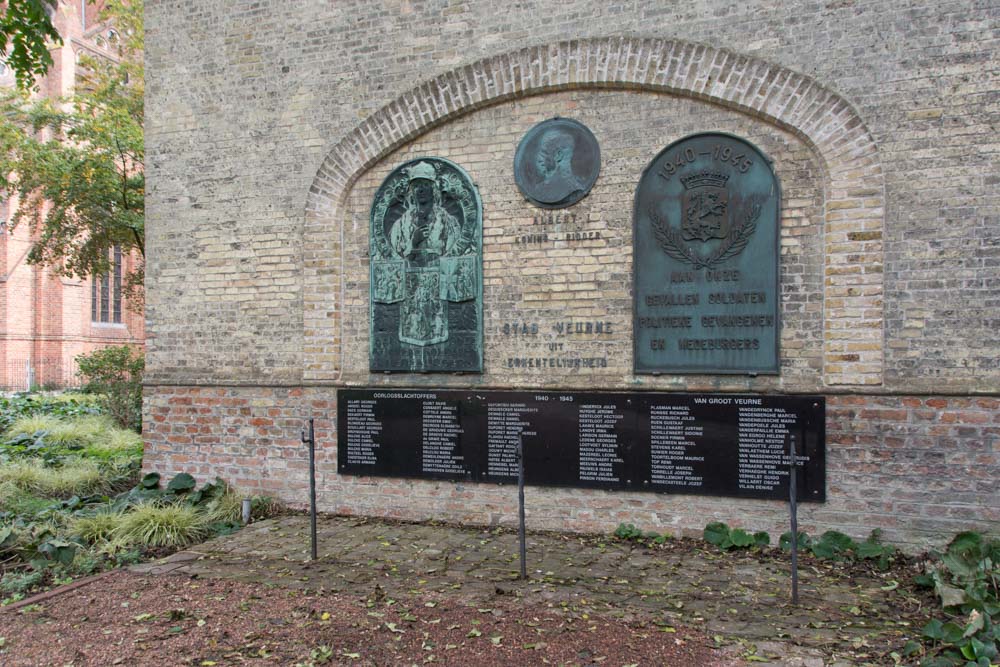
[338,389,825,502]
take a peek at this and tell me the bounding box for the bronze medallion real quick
[513,118,600,209]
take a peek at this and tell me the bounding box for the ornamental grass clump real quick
[82,428,143,460]
[0,479,19,505]
[0,458,107,497]
[204,487,243,524]
[113,503,209,548]
[3,414,141,461]
[5,414,109,447]
[71,510,126,544]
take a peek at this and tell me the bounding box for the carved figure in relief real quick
[370,156,482,372]
[400,269,446,347]
[389,161,462,265]
[532,130,587,206]
[439,255,475,302]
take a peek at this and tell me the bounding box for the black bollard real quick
[302,418,318,561]
[517,436,527,580]
[789,433,799,605]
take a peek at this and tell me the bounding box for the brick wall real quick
[335,89,826,392]
[145,0,1000,549]
[144,386,999,551]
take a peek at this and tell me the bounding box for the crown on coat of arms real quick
[405,161,437,182]
[680,171,729,190]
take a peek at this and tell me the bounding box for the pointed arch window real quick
[91,246,122,324]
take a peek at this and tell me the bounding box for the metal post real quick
[302,418,318,561]
[517,436,527,581]
[789,433,799,605]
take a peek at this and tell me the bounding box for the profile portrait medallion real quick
[513,118,600,209]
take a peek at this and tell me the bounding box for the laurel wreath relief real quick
[647,195,764,269]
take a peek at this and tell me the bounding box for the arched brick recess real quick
[303,37,884,386]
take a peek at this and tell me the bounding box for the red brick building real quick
[0,0,143,390]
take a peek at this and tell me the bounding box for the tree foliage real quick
[0,0,144,302]
[0,0,61,90]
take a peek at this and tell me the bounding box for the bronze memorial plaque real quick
[633,133,780,374]
[513,118,601,209]
[370,158,483,372]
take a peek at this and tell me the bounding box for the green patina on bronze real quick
[513,117,601,209]
[633,133,781,375]
[369,157,483,373]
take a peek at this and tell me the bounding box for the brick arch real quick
[304,37,884,386]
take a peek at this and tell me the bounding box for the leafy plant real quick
[777,529,896,569]
[704,521,769,551]
[809,530,856,560]
[0,569,43,596]
[614,523,643,540]
[2,414,141,462]
[0,393,102,433]
[613,522,668,545]
[0,397,252,596]
[916,531,1000,666]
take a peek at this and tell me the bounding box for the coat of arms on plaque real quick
[646,168,767,270]
[369,157,482,372]
[681,172,730,241]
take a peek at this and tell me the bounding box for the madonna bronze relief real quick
[370,158,482,372]
[514,118,600,209]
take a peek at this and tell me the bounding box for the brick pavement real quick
[134,516,925,666]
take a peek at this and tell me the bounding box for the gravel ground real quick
[1,571,738,666]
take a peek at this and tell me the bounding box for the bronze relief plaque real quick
[370,158,483,372]
[633,133,780,374]
[513,118,600,209]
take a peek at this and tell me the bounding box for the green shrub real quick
[83,428,143,460]
[0,480,19,506]
[5,414,105,447]
[0,393,103,433]
[204,488,243,524]
[76,345,144,432]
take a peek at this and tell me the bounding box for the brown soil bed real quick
[1,570,737,666]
